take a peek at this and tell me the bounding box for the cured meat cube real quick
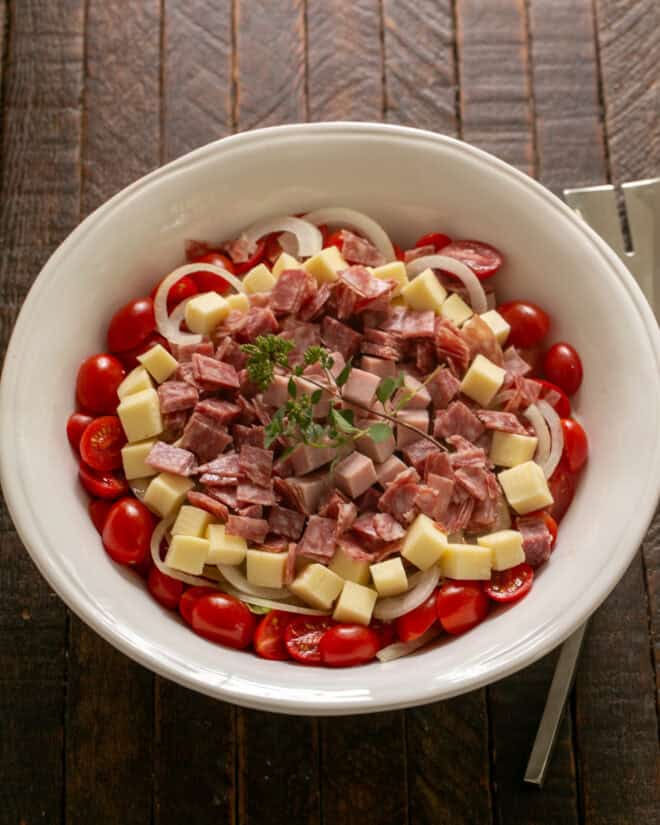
[477,410,527,435]
[297,515,337,562]
[396,409,429,449]
[171,341,214,362]
[237,482,275,506]
[400,309,436,339]
[181,412,232,462]
[270,268,316,315]
[145,441,196,477]
[426,367,460,409]
[374,454,407,486]
[239,444,273,487]
[378,468,420,522]
[340,230,386,267]
[355,423,395,464]
[268,506,306,540]
[191,353,240,389]
[394,374,431,409]
[334,453,378,499]
[321,316,362,359]
[401,440,442,474]
[517,515,553,567]
[186,491,229,522]
[360,355,397,378]
[194,398,242,425]
[342,367,381,407]
[289,443,336,476]
[433,401,484,442]
[225,515,269,544]
[157,381,199,413]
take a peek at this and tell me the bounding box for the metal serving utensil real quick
[524,176,660,787]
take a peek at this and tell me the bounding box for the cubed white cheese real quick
[121,438,158,480]
[460,354,506,407]
[333,581,378,626]
[242,263,276,294]
[480,309,511,344]
[184,292,229,335]
[165,535,210,575]
[143,472,194,518]
[117,387,162,442]
[328,546,371,585]
[225,292,249,313]
[171,505,213,538]
[372,260,409,297]
[272,252,301,279]
[246,550,288,589]
[441,543,492,580]
[490,431,538,468]
[441,293,474,326]
[401,513,447,570]
[302,246,348,283]
[477,529,525,571]
[117,366,153,399]
[206,524,247,565]
[498,460,554,514]
[289,563,344,610]
[402,268,447,312]
[138,343,179,383]
[370,557,408,597]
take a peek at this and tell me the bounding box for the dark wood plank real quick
[382,0,456,133]
[162,0,232,160]
[235,0,305,129]
[64,3,161,824]
[0,2,84,822]
[307,0,383,121]
[642,508,660,702]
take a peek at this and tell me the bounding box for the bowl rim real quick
[2,122,660,715]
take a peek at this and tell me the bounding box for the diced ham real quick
[192,354,240,389]
[334,453,378,499]
[279,319,321,365]
[396,409,429,449]
[299,282,333,322]
[274,472,331,515]
[503,346,532,377]
[434,401,485,442]
[360,355,396,378]
[268,506,306,540]
[321,316,362,359]
[225,515,269,544]
[401,440,444,474]
[181,413,233,463]
[518,515,553,568]
[435,317,471,373]
[297,515,337,562]
[461,315,504,366]
[194,398,242,425]
[394,374,431,409]
[380,306,407,334]
[157,381,199,413]
[476,409,527,434]
[233,424,265,449]
[239,444,273,487]
[355,423,395,464]
[342,367,381,407]
[236,481,276,506]
[375,454,408,486]
[378,468,420,521]
[340,230,386,267]
[270,269,316,315]
[145,441,196,476]
[234,307,279,343]
[290,443,335,476]
[186,491,229,521]
[171,341,214,362]
[400,309,436,339]
[426,367,461,409]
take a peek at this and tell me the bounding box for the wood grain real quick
[307,0,383,121]
[64,3,160,824]
[235,0,306,129]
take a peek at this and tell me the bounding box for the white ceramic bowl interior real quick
[2,124,659,715]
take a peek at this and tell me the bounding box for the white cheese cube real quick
[171,505,213,538]
[499,461,554,515]
[226,292,249,313]
[477,529,525,571]
[272,251,301,279]
[402,268,447,312]
[117,387,162,442]
[441,543,492,580]
[441,293,474,326]
[138,343,179,383]
[121,438,158,480]
[372,260,409,297]
[303,246,348,283]
[246,550,288,589]
[490,431,538,468]
[401,513,448,570]
[206,524,247,565]
[143,472,194,518]
[289,563,344,610]
[184,292,229,335]
[165,535,210,575]
[333,581,378,626]
[460,354,506,407]
[480,309,511,344]
[328,546,371,585]
[243,263,276,294]
[117,366,153,399]
[370,557,408,597]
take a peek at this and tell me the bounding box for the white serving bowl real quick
[2,123,659,715]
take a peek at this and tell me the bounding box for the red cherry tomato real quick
[415,232,452,252]
[264,233,284,264]
[190,592,256,649]
[67,412,94,453]
[485,563,534,603]
[147,566,184,610]
[150,275,198,312]
[79,415,126,472]
[231,240,266,276]
[497,301,551,348]
[533,378,571,418]
[88,498,113,534]
[79,464,129,500]
[284,616,334,665]
[76,353,126,414]
[179,586,216,625]
[393,243,406,262]
[319,624,380,668]
[102,497,155,566]
[254,610,294,660]
[543,342,583,396]
[441,240,503,280]
[371,619,396,650]
[548,457,577,522]
[189,252,236,293]
[395,592,438,642]
[323,229,345,252]
[134,550,153,580]
[117,332,169,371]
[107,297,156,353]
[435,581,489,635]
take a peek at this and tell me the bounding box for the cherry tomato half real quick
[395,592,438,642]
[485,563,534,603]
[323,229,345,251]
[179,586,216,625]
[107,297,156,353]
[76,353,126,414]
[543,342,583,396]
[102,497,155,566]
[548,457,577,523]
[254,610,294,660]
[436,581,489,635]
[79,464,129,500]
[117,333,169,371]
[284,616,334,665]
[497,301,551,348]
[441,240,503,280]
[190,592,256,649]
[319,624,380,668]
[88,498,113,534]
[231,240,266,276]
[533,378,571,418]
[189,252,235,294]
[415,232,452,252]
[79,415,125,472]
[150,275,198,312]
[148,566,184,610]
[371,619,396,650]
[67,412,94,453]
[393,243,406,262]
[561,418,588,473]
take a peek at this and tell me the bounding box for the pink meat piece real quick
[318,489,358,535]
[414,484,452,523]
[285,542,298,585]
[251,396,272,426]
[401,440,443,474]
[180,412,233,462]
[234,307,279,343]
[225,515,269,544]
[279,320,321,365]
[444,495,475,533]
[404,244,435,263]
[161,409,190,440]
[378,468,420,521]
[268,506,306,540]
[222,233,257,263]
[199,473,238,487]
[261,535,289,552]
[435,318,471,373]
[425,475,454,511]
[503,346,532,377]
[215,310,248,339]
[461,315,504,366]
[238,444,273,487]
[175,362,202,389]
[340,230,386,267]
[196,452,240,476]
[454,465,490,501]
[469,479,500,529]
[334,453,378,499]
[518,515,553,568]
[339,266,394,313]
[400,309,436,339]
[373,512,406,542]
[338,532,376,562]
[380,306,407,333]
[270,268,316,315]
[447,434,489,469]
[192,353,240,389]
[352,512,385,548]
[215,337,247,370]
[186,491,229,521]
[157,381,199,413]
[233,424,265,449]
[171,341,214,362]
[342,367,381,407]
[415,341,437,374]
[321,316,362,359]
[360,355,397,378]
[237,482,276,506]
[426,367,461,409]
[299,282,334,322]
[356,486,382,513]
[237,505,263,519]
[434,401,485,442]
[206,486,238,509]
[273,456,293,478]
[495,375,541,413]
[361,328,401,361]
[194,398,242,425]
[297,515,337,563]
[145,441,196,476]
[476,409,527,434]
[425,450,454,480]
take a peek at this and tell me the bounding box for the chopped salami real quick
[434,401,485,442]
[454,465,490,501]
[194,398,242,425]
[444,495,475,533]
[427,367,461,409]
[197,452,240,476]
[157,381,199,413]
[378,468,420,521]
[338,532,376,561]
[503,346,532,377]
[373,512,405,542]
[192,353,240,389]
[297,515,337,562]
[356,486,382,513]
[270,269,315,315]
[279,320,321,365]
[186,491,229,521]
[318,489,358,534]
[171,340,214,362]
[180,412,232,462]
[321,316,362,359]
[145,441,196,476]
[272,477,307,514]
[447,434,488,469]
[215,337,247,370]
[352,512,385,547]
[161,409,189,440]
[461,315,504,366]
[268,506,306,540]
[496,374,541,412]
[400,309,435,339]
[340,230,386,267]
[237,482,276,506]
[416,340,437,374]
[175,361,202,389]
[261,535,289,552]
[518,515,553,568]
[414,484,451,522]
[238,503,264,519]
[225,515,269,544]
[339,266,394,313]
[199,472,239,487]
[362,328,401,361]
[233,424,265,449]
[425,450,454,480]
[401,440,443,473]
[476,409,527,434]
[299,282,333,322]
[435,317,471,373]
[206,486,238,509]
[239,444,273,487]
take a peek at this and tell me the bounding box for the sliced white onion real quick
[373,566,440,621]
[524,403,551,469]
[537,399,564,479]
[243,215,323,258]
[154,263,245,345]
[406,255,488,314]
[150,517,216,588]
[303,207,396,262]
[217,563,290,600]
[219,588,329,616]
[377,626,442,663]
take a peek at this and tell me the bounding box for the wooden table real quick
[1,2,658,823]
